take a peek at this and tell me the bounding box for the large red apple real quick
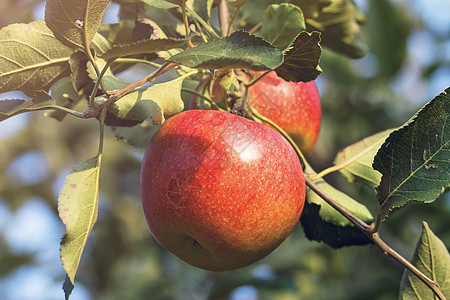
[140,110,305,271]
[248,71,321,156]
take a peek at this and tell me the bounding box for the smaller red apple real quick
[248,71,321,156]
[140,110,305,271]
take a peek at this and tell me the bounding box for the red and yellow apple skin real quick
[248,71,321,156]
[140,110,305,271]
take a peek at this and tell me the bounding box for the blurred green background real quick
[0,0,449,299]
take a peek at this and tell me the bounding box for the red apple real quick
[248,71,321,156]
[140,110,305,271]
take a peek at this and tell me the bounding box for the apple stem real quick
[251,107,308,165]
[181,88,227,111]
[245,70,271,88]
[230,86,249,117]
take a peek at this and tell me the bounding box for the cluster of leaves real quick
[0,0,448,299]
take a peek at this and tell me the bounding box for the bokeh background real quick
[0,0,449,299]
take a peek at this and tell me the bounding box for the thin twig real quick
[88,59,114,108]
[372,234,446,300]
[227,5,241,36]
[248,22,262,34]
[97,62,176,110]
[185,6,221,40]
[304,176,373,234]
[253,109,445,299]
[310,139,386,181]
[114,58,162,69]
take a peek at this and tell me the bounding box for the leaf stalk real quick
[245,70,271,88]
[180,88,226,111]
[310,140,384,181]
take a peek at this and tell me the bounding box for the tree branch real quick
[372,233,446,300]
[255,109,446,300]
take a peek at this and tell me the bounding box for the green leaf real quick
[0,91,58,121]
[373,88,450,221]
[45,77,82,121]
[303,0,368,59]
[112,121,161,148]
[96,73,192,124]
[301,166,374,248]
[366,0,411,78]
[87,58,129,91]
[275,31,322,82]
[45,0,110,52]
[91,33,112,56]
[400,222,450,299]
[69,52,93,94]
[334,129,394,187]
[0,19,73,95]
[292,0,332,19]
[191,0,214,23]
[100,37,190,60]
[258,3,306,51]
[168,30,283,71]
[59,155,102,288]
[238,0,285,25]
[98,20,136,45]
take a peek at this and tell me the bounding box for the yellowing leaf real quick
[59,156,102,286]
[0,19,73,95]
[334,129,394,187]
[164,0,187,5]
[96,73,194,124]
[45,0,110,52]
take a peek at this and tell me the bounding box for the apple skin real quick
[140,110,305,271]
[248,71,321,156]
